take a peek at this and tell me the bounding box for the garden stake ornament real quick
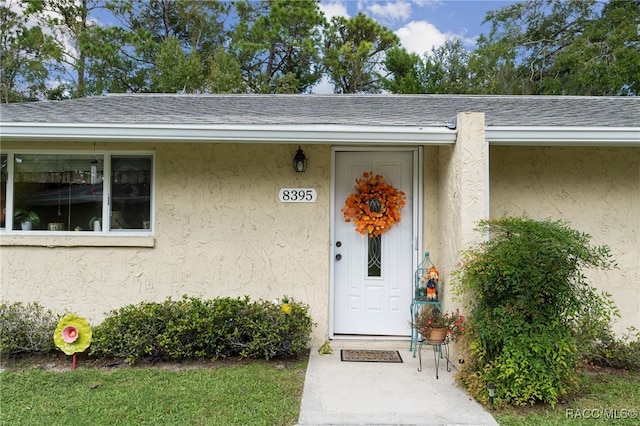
[54,314,92,369]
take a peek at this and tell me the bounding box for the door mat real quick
[340,349,403,363]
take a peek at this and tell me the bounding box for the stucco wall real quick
[422,145,440,256]
[490,146,640,335]
[1,142,333,343]
[436,113,488,310]
[3,139,637,344]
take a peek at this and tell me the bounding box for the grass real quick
[493,369,640,425]
[2,355,638,426]
[0,355,307,426]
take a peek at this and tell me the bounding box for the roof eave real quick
[2,123,637,146]
[0,123,457,145]
[487,126,640,146]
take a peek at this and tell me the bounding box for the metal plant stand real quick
[417,338,451,379]
[410,252,441,357]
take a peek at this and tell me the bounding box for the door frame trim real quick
[329,146,423,339]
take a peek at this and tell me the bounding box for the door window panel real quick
[368,234,382,277]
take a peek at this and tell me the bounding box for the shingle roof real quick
[1,94,638,128]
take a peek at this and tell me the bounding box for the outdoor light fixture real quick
[487,383,495,410]
[293,146,307,172]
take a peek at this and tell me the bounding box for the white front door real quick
[333,150,416,336]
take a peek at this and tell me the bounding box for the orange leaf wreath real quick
[342,171,406,238]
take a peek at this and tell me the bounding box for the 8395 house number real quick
[279,188,317,203]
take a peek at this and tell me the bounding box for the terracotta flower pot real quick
[423,327,447,344]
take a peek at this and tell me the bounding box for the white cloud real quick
[396,20,447,55]
[364,1,412,24]
[395,20,475,56]
[319,1,350,21]
[412,0,444,9]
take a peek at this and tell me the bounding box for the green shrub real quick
[89,298,186,363]
[453,217,618,407]
[0,302,60,356]
[582,326,640,371]
[90,295,314,364]
[225,297,315,359]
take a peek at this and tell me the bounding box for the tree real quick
[323,12,399,94]
[384,38,474,94]
[93,0,230,93]
[381,47,426,94]
[543,0,640,95]
[204,46,246,94]
[467,32,522,95]
[422,38,472,94]
[231,0,325,94]
[23,0,108,98]
[150,36,203,93]
[81,24,147,94]
[1,0,61,102]
[475,0,639,95]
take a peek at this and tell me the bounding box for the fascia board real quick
[0,123,457,145]
[487,126,640,146]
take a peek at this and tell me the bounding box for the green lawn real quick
[1,356,638,426]
[493,369,640,425]
[0,356,307,426]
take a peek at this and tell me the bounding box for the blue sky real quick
[320,0,519,55]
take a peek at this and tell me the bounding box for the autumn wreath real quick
[342,171,406,238]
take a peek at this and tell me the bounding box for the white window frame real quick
[1,150,155,246]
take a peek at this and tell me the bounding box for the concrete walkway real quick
[297,340,498,426]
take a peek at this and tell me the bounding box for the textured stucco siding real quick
[1,142,332,342]
[422,145,440,265]
[2,137,638,344]
[436,113,488,309]
[490,146,640,335]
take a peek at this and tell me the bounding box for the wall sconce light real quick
[293,146,307,173]
[487,383,495,410]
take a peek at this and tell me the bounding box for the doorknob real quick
[336,241,342,247]
[335,254,342,261]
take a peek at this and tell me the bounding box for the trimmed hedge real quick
[89,296,315,364]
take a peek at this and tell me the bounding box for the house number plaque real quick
[278,188,317,203]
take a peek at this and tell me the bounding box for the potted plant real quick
[413,307,465,344]
[14,208,40,230]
